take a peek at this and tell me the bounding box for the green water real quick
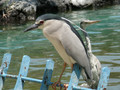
[0,5,120,90]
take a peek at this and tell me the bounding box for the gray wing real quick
[60,29,92,79]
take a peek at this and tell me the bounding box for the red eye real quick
[40,21,44,24]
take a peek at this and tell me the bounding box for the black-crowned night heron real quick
[24,14,100,89]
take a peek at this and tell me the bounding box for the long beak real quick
[24,24,38,32]
[85,20,100,24]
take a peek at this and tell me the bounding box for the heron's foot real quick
[52,81,61,90]
[64,84,68,90]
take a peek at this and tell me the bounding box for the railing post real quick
[0,53,111,90]
[40,59,54,90]
[0,53,12,90]
[97,67,110,90]
[14,55,30,90]
[68,63,81,90]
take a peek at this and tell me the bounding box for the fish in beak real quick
[24,24,39,32]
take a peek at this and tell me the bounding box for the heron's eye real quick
[40,21,44,24]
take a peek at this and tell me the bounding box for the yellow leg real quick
[52,62,67,90]
[63,64,74,90]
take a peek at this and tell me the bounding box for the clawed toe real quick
[64,84,68,90]
[52,81,61,90]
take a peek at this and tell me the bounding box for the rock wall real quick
[0,0,120,23]
[93,0,120,7]
[0,0,71,23]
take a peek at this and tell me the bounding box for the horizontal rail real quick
[22,77,43,83]
[0,73,64,87]
[0,73,42,83]
[0,73,17,79]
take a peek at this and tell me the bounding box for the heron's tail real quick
[84,67,93,80]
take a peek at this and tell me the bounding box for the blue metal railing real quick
[0,53,110,90]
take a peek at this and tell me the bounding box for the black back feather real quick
[62,19,88,55]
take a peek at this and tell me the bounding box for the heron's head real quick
[24,14,62,32]
[80,20,100,29]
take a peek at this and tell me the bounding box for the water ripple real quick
[114,29,120,32]
[110,67,120,72]
[0,46,24,50]
[109,16,120,18]
[105,53,120,55]
[92,49,101,52]
[30,58,51,65]
[88,31,101,34]
[97,56,120,61]
[92,42,104,45]
[23,38,46,42]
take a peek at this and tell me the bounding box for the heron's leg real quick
[58,62,67,81]
[52,62,67,90]
[63,64,74,90]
